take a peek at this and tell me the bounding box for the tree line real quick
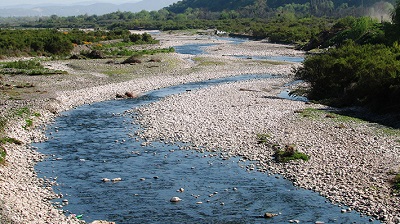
[0,29,157,57]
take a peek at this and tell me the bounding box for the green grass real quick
[102,47,175,57]
[24,119,33,129]
[274,144,309,163]
[1,60,67,76]
[0,117,7,135]
[256,133,271,144]
[192,57,226,66]
[394,173,400,193]
[379,127,400,137]
[295,108,321,118]
[0,147,6,164]
[2,60,43,70]
[296,108,364,123]
[15,107,30,117]
[0,137,22,145]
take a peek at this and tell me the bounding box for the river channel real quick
[34,41,378,223]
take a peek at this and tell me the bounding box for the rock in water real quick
[264,212,278,218]
[170,197,182,202]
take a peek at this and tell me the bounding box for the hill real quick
[167,0,395,13]
[0,0,179,17]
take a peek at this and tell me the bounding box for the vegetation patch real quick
[274,144,309,163]
[393,173,400,194]
[0,146,6,165]
[15,107,30,117]
[295,41,400,113]
[0,137,22,145]
[256,133,271,144]
[0,117,6,135]
[294,108,322,118]
[1,60,67,76]
[24,119,33,130]
[192,57,226,66]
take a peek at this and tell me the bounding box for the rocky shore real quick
[134,78,400,223]
[0,32,399,223]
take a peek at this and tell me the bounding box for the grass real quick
[379,127,400,137]
[0,147,5,164]
[101,47,175,57]
[256,133,271,144]
[15,107,30,117]
[0,117,7,135]
[0,60,67,76]
[295,108,321,118]
[24,119,33,129]
[394,173,400,194]
[274,144,310,163]
[295,108,364,124]
[0,137,22,145]
[192,57,226,66]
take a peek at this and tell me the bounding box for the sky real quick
[0,0,141,7]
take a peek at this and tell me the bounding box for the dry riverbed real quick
[0,31,399,223]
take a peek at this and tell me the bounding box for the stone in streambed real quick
[170,197,182,202]
[264,212,278,218]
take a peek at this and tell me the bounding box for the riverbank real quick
[0,32,300,223]
[135,78,400,223]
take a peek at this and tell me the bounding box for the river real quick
[34,40,378,223]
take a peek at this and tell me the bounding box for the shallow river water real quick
[34,41,379,223]
[35,77,377,223]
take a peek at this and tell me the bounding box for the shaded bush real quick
[295,41,400,112]
[122,55,142,64]
[86,50,106,59]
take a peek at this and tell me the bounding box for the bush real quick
[295,41,400,112]
[122,55,142,64]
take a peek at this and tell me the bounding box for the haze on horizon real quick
[0,0,142,7]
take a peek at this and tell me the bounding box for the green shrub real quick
[274,144,309,163]
[295,41,400,112]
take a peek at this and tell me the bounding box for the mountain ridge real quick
[0,0,179,17]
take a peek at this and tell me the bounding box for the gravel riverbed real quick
[0,32,399,223]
